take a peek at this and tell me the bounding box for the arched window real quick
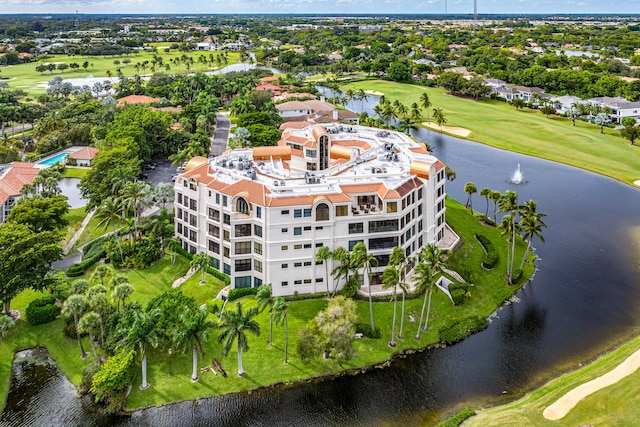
[235,197,249,215]
[316,203,329,221]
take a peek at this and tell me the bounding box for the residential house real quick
[67,147,99,167]
[0,162,39,223]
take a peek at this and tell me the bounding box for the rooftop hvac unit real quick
[393,154,399,162]
[220,159,227,167]
[228,161,235,168]
[237,162,244,170]
[274,180,279,186]
[248,170,257,180]
[280,179,285,186]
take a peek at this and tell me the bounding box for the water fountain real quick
[509,163,525,184]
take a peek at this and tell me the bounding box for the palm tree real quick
[174,308,215,382]
[410,102,422,123]
[420,92,432,120]
[419,243,445,332]
[381,266,401,347]
[218,302,260,376]
[63,294,87,358]
[112,282,134,313]
[120,181,151,238]
[0,315,14,347]
[86,290,108,347]
[70,279,90,295]
[498,190,521,284]
[118,309,161,390]
[110,166,136,197]
[519,200,546,270]
[190,252,211,283]
[315,246,332,297]
[357,89,369,113]
[389,246,408,338]
[170,149,190,168]
[373,104,383,127]
[331,246,351,296]
[352,242,379,332]
[413,262,434,340]
[95,197,124,264]
[464,182,477,213]
[432,108,447,130]
[90,264,113,287]
[153,183,175,209]
[77,312,101,357]
[490,190,502,224]
[167,238,181,266]
[272,297,289,363]
[480,187,492,218]
[256,284,275,346]
[345,89,355,111]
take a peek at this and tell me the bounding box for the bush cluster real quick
[436,409,477,427]
[355,323,382,339]
[448,283,469,306]
[104,236,161,269]
[67,237,108,277]
[25,295,60,325]
[227,287,258,301]
[475,233,498,269]
[439,316,488,345]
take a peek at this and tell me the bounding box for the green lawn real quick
[1,51,243,95]
[0,198,534,412]
[341,80,640,186]
[466,335,640,426]
[61,167,90,179]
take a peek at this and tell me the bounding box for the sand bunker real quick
[422,121,471,137]
[634,180,640,187]
[364,90,384,96]
[543,348,640,420]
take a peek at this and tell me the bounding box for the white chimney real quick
[320,95,326,103]
[333,110,338,121]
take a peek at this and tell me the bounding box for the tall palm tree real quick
[345,89,355,111]
[432,108,447,130]
[480,187,492,218]
[490,190,502,224]
[498,190,520,284]
[419,243,445,332]
[90,264,113,287]
[272,297,289,363]
[352,242,378,332]
[464,182,477,213]
[357,89,369,113]
[169,149,190,168]
[110,166,136,197]
[86,290,108,347]
[174,308,215,382]
[381,266,401,347]
[373,104,383,127]
[412,262,434,340]
[63,294,87,358]
[420,92,432,119]
[118,309,161,390]
[95,197,124,264]
[190,252,211,283]
[389,246,408,338]
[315,246,332,297]
[78,312,101,357]
[256,284,274,346]
[519,200,546,270]
[120,180,151,238]
[218,302,260,376]
[331,246,351,297]
[112,282,134,313]
[167,238,181,266]
[410,102,422,123]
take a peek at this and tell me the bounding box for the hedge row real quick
[175,245,231,285]
[227,287,258,301]
[439,316,488,346]
[475,233,499,269]
[436,409,477,427]
[67,237,107,277]
[26,295,61,325]
[355,323,382,339]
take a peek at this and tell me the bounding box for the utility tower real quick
[473,0,477,20]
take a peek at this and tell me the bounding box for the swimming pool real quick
[37,152,71,166]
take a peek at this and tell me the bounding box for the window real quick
[190,214,197,226]
[304,244,312,249]
[374,254,390,267]
[304,279,312,284]
[223,214,230,225]
[304,226,311,231]
[215,193,220,204]
[306,149,316,158]
[208,207,216,220]
[315,278,324,283]
[177,208,183,220]
[281,209,289,215]
[369,236,398,250]
[294,280,302,285]
[235,241,251,254]
[235,276,251,288]
[177,223,183,234]
[369,219,399,233]
[315,243,324,247]
[254,225,263,237]
[418,204,423,216]
[256,206,262,218]
[235,197,249,215]
[190,199,197,211]
[304,208,311,217]
[183,196,188,207]
[304,261,312,267]
[177,193,183,204]
[223,230,230,241]
[254,277,262,288]
[282,263,288,269]
[387,201,397,213]
[336,205,348,217]
[281,245,289,251]
[349,240,363,251]
[211,257,220,269]
[254,242,262,255]
[281,228,288,233]
[294,209,302,218]
[208,224,220,237]
[235,259,252,272]
[316,203,329,221]
[294,262,302,267]
[223,263,231,274]
[294,244,302,250]
[281,281,288,287]
[223,195,227,207]
[348,223,364,234]
[223,246,230,258]
[418,188,423,200]
[316,226,323,230]
[294,227,302,235]
[208,240,220,254]
[189,230,197,242]
[235,224,252,237]
[254,260,262,272]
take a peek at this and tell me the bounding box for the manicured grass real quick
[1,51,243,95]
[61,167,90,179]
[62,207,89,250]
[342,80,640,186]
[0,198,534,412]
[70,214,119,251]
[465,335,640,426]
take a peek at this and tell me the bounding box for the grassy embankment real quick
[465,335,640,426]
[341,80,640,186]
[0,50,244,95]
[0,197,534,412]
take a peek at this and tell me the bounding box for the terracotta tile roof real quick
[279,121,314,131]
[435,160,446,172]
[68,146,98,160]
[0,162,39,206]
[117,95,161,106]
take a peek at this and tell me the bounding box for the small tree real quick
[63,294,87,358]
[190,252,211,284]
[0,315,14,346]
[620,117,639,145]
[464,182,477,213]
[595,113,608,134]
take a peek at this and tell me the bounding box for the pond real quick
[3,129,640,426]
[59,177,87,209]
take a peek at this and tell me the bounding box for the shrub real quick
[205,265,230,285]
[25,295,60,325]
[512,269,523,283]
[355,323,382,339]
[52,280,70,302]
[475,233,498,269]
[450,288,467,306]
[436,409,477,427]
[227,287,258,301]
[439,316,488,345]
[78,356,102,395]
[91,350,135,413]
[66,263,86,277]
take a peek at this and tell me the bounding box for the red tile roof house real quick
[67,146,99,167]
[116,95,161,106]
[0,162,39,223]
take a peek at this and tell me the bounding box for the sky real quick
[2,0,640,16]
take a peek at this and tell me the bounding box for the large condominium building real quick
[174,124,447,297]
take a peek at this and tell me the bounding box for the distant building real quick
[0,162,39,223]
[67,146,99,167]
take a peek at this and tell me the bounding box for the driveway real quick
[142,160,175,188]
[211,113,230,157]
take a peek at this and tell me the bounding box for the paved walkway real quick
[211,113,230,156]
[64,208,96,255]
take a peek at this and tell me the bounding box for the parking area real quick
[141,160,176,188]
